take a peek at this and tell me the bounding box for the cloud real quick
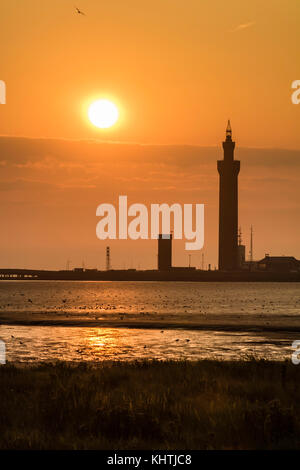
[0,135,299,211]
[0,137,300,191]
[230,21,255,33]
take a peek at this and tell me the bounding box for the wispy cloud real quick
[230,21,255,33]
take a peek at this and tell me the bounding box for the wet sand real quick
[1,323,298,362]
[1,311,300,333]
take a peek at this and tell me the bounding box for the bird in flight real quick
[75,7,85,16]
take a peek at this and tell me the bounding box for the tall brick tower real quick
[217,121,240,270]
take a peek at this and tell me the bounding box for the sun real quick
[88,99,119,129]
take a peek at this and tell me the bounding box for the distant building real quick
[237,244,246,268]
[158,234,172,270]
[217,121,240,270]
[243,260,259,271]
[237,227,246,268]
[171,266,196,271]
[257,255,300,273]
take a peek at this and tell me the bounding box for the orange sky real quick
[0,0,299,269]
[1,0,300,146]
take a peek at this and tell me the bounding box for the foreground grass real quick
[0,359,299,450]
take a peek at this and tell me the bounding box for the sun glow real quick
[88,99,119,129]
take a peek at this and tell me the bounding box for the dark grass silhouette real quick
[0,359,299,449]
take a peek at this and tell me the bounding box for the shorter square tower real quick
[158,234,172,270]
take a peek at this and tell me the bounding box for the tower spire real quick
[226,119,232,141]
